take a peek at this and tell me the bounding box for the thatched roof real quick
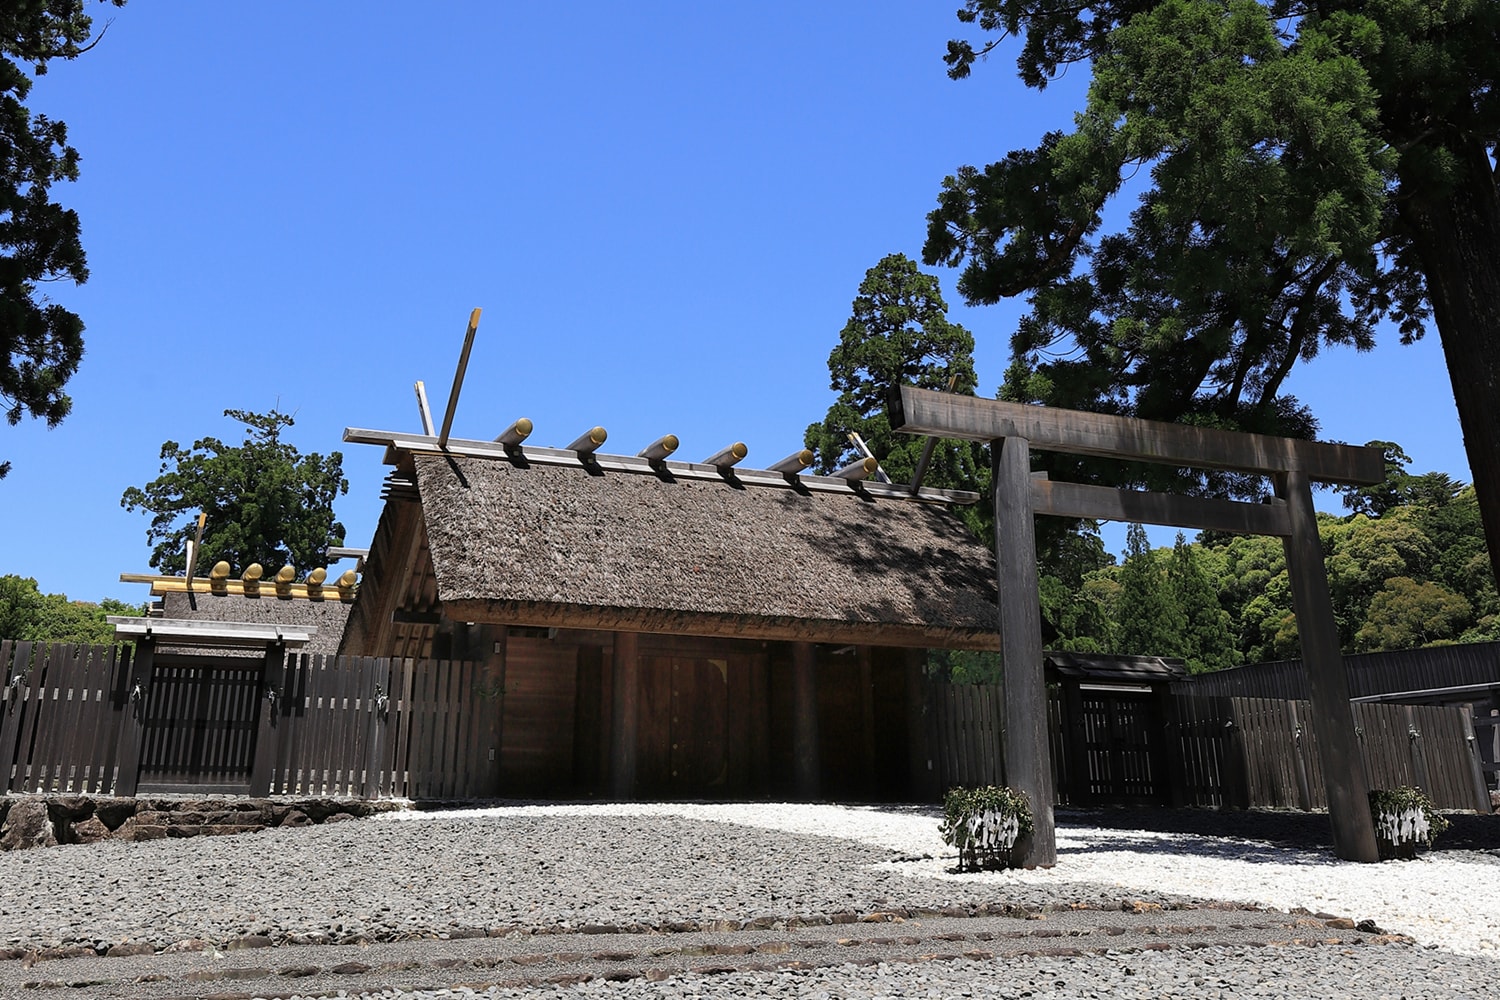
[162,590,351,656]
[413,453,999,649]
[1043,650,1186,684]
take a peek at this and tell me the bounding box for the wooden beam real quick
[610,631,640,799]
[1277,469,1379,862]
[992,437,1056,868]
[1031,479,1292,536]
[440,598,1000,652]
[184,512,207,587]
[391,609,444,626]
[342,428,979,505]
[414,381,435,436]
[888,385,1386,485]
[107,616,319,648]
[791,641,820,799]
[437,308,481,448]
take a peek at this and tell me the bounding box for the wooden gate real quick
[1071,687,1166,805]
[136,658,264,794]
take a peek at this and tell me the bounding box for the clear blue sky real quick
[0,3,1469,602]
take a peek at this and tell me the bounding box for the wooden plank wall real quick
[1171,696,1486,812]
[924,681,1486,813]
[0,643,490,801]
[924,680,1005,792]
[1176,642,1500,701]
[0,642,132,795]
[271,654,487,800]
[2,639,1485,809]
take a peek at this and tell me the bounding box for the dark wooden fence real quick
[4,640,1489,810]
[0,642,488,800]
[1175,642,1500,701]
[1171,696,1488,812]
[926,677,1489,812]
[923,681,1005,792]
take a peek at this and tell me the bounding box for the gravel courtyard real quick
[3,801,1497,998]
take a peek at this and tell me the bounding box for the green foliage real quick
[1114,523,1185,657]
[939,784,1034,871]
[1354,577,1472,651]
[1168,533,1237,673]
[926,647,1004,685]
[0,574,143,643]
[925,0,1500,581]
[0,0,125,479]
[1368,786,1448,858]
[120,408,349,575]
[805,253,990,534]
[1044,445,1497,662]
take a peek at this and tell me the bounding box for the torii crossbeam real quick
[888,384,1388,866]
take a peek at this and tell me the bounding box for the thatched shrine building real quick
[339,425,999,802]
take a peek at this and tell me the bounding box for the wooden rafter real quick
[343,428,979,505]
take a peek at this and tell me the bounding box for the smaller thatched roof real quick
[161,590,351,657]
[413,453,1000,649]
[1044,650,1186,684]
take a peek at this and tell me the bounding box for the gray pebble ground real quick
[2,802,1495,998]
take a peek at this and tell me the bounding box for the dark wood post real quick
[249,643,285,797]
[791,641,820,799]
[0,641,33,795]
[1461,709,1492,813]
[610,631,640,799]
[1288,700,1314,812]
[858,647,878,798]
[904,648,932,801]
[113,636,156,798]
[1277,469,1378,861]
[1157,685,1187,808]
[993,436,1056,867]
[363,657,391,799]
[1221,699,1250,808]
[1403,705,1433,795]
[480,627,507,798]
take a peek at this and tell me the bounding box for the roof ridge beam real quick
[342,428,979,505]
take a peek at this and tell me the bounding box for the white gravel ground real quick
[392,802,1500,956]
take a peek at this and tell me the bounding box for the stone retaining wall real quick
[0,795,401,851]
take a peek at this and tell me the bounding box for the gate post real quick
[1277,470,1378,861]
[993,436,1056,867]
[249,643,286,797]
[113,636,156,798]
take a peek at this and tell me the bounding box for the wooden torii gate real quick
[888,384,1389,865]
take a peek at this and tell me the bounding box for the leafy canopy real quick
[926,0,1497,505]
[120,409,349,575]
[1048,445,1499,662]
[0,0,125,479]
[0,574,141,644]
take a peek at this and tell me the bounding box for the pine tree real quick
[1113,523,1185,658]
[1167,532,1236,673]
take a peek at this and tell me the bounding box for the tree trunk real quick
[1399,142,1500,590]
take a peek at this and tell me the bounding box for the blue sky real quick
[0,3,1469,602]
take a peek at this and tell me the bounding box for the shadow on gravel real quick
[1056,829,1339,867]
[1058,806,1500,854]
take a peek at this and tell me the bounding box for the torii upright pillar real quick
[992,435,1055,866]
